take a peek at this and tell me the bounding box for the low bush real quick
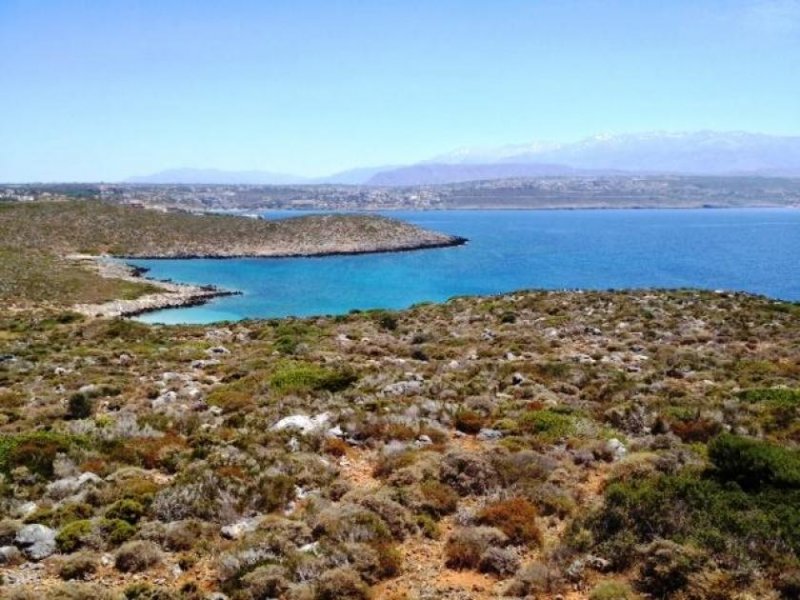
[255,473,296,512]
[56,520,92,553]
[708,433,800,489]
[440,451,499,496]
[478,546,520,575]
[637,539,705,597]
[504,561,562,597]
[579,468,800,571]
[0,431,82,477]
[269,362,357,395]
[239,564,291,599]
[105,499,145,524]
[589,580,638,600]
[315,567,370,600]
[517,409,574,442]
[114,540,162,573]
[418,480,459,517]
[444,526,508,570]
[67,392,94,420]
[454,409,486,434]
[476,497,542,546]
[58,552,98,580]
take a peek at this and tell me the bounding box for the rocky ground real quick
[1,290,799,599]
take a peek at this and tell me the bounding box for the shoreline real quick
[114,235,468,260]
[67,235,467,318]
[69,256,239,319]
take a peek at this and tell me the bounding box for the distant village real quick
[3,174,800,212]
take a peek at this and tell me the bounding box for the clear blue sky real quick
[1,0,799,181]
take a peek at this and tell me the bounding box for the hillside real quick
[0,201,463,258]
[0,290,799,599]
[0,201,463,312]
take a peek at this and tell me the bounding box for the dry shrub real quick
[444,526,508,570]
[323,437,349,457]
[240,564,291,599]
[440,451,499,496]
[476,497,542,546]
[670,418,722,443]
[114,540,162,573]
[418,480,459,517]
[478,546,520,576]
[505,561,562,597]
[58,552,97,581]
[454,409,486,434]
[373,450,418,479]
[315,567,370,600]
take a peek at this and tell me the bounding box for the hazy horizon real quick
[2,1,800,181]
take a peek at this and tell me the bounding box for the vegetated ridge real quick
[0,290,799,599]
[0,200,464,259]
[0,200,464,313]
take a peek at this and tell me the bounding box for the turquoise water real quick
[133,209,800,324]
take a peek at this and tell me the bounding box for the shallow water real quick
[132,209,800,324]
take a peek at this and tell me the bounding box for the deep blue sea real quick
[132,209,800,324]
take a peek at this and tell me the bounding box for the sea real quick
[132,208,800,324]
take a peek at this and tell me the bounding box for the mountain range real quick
[126,131,800,186]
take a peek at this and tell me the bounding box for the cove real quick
[132,208,800,324]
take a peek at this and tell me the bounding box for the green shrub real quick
[375,311,398,331]
[739,388,800,405]
[0,431,83,477]
[518,410,574,441]
[269,362,357,395]
[581,469,800,569]
[589,581,638,600]
[105,499,145,524]
[97,518,136,545]
[56,520,92,553]
[67,393,94,419]
[708,433,800,489]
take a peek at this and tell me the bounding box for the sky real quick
[1,0,799,182]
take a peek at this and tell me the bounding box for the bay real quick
[132,209,800,324]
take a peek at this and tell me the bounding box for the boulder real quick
[382,380,422,396]
[15,524,57,560]
[0,545,21,564]
[605,438,627,461]
[477,428,503,441]
[221,516,262,540]
[46,471,102,499]
[271,413,331,435]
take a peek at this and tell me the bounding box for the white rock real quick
[605,438,627,461]
[15,524,56,560]
[382,380,422,396]
[271,413,331,435]
[221,516,262,540]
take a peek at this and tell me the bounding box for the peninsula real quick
[0,200,465,316]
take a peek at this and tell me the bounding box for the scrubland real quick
[0,290,798,599]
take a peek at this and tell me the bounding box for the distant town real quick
[3,175,800,213]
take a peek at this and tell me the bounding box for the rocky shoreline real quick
[68,256,239,319]
[113,234,468,260]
